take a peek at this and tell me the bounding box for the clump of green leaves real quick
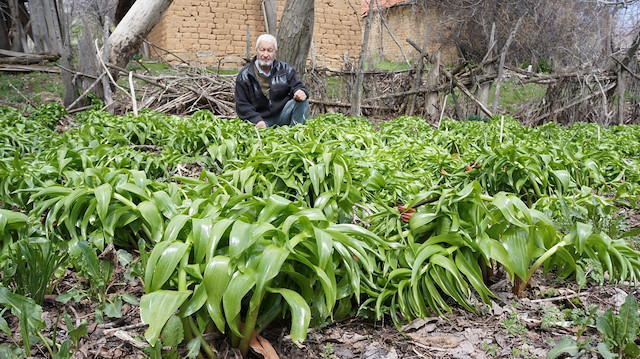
[596,294,640,358]
[502,311,527,337]
[540,304,565,329]
[548,294,639,359]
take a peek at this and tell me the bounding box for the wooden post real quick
[406,29,429,116]
[103,16,114,112]
[424,51,440,119]
[350,0,375,117]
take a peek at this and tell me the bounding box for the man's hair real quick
[256,34,277,51]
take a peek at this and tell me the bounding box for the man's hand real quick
[293,89,307,102]
[255,120,267,128]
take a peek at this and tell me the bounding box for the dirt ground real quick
[2,264,636,359]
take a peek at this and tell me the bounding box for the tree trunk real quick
[476,23,496,114]
[28,0,52,53]
[0,11,9,50]
[424,51,440,119]
[8,0,24,52]
[55,0,79,107]
[350,0,375,117]
[617,64,625,125]
[491,15,524,114]
[615,29,640,125]
[108,0,174,73]
[77,15,104,105]
[276,0,314,74]
[262,0,277,35]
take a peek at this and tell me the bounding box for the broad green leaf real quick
[596,309,615,341]
[228,221,273,258]
[191,218,213,264]
[547,337,579,359]
[333,163,344,196]
[267,287,311,345]
[0,311,10,336]
[147,241,189,292]
[616,294,638,346]
[0,287,45,334]
[94,183,112,225]
[116,182,150,201]
[223,270,256,337]
[501,226,534,281]
[153,190,179,218]
[208,218,234,261]
[163,214,191,242]
[597,342,616,359]
[257,194,291,223]
[161,314,184,348]
[492,193,530,227]
[309,164,324,195]
[455,251,494,303]
[0,209,28,235]
[314,226,333,270]
[69,239,102,285]
[138,200,164,243]
[252,245,289,304]
[203,256,232,333]
[140,290,191,346]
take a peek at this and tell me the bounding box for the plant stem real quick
[519,240,568,293]
[238,297,262,357]
[112,193,138,209]
[528,176,543,198]
[37,332,55,358]
[189,317,217,359]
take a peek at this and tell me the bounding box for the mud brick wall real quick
[367,4,458,65]
[146,0,363,70]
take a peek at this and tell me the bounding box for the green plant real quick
[596,294,640,358]
[322,342,335,359]
[0,287,50,357]
[502,312,527,337]
[481,341,499,356]
[540,304,565,329]
[5,237,69,304]
[547,298,638,359]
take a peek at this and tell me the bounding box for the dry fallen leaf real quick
[250,331,280,359]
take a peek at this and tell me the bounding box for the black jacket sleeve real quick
[234,70,263,124]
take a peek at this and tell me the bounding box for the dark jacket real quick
[234,57,309,124]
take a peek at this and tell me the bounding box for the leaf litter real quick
[3,263,638,358]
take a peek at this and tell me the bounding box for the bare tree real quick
[276,0,314,74]
[108,0,173,71]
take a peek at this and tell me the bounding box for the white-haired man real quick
[234,34,309,128]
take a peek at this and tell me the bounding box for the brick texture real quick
[147,0,363,70]
[366,4,458,65]
[146,1,456,69]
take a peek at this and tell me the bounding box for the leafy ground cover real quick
[1,103,640,358]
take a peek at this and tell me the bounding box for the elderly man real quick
[234,34,310,128]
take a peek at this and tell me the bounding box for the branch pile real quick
[109,64,237,118]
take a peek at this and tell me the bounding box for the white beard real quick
[257,59,273,68]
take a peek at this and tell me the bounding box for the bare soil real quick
[5,266,638,359]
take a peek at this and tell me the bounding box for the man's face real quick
[256,41,276,68]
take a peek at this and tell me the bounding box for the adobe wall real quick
[367,5,458,65]
[146,0,363,70]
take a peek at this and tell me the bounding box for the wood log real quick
[0,64,60,73]
[0,53,60,64]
